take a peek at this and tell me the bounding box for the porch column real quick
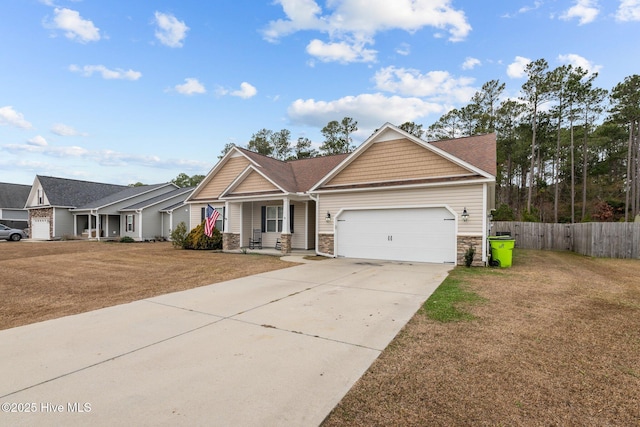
[281,197,291,254]
[73,214,77,236]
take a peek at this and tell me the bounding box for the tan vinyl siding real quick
[318,184,484,235]
[231,171,278,194]
[189,203,206,230]
[325,138,471,187]
[195,157,250,199]
[228,203,241,233]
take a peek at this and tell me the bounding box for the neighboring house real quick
[25,176,193,241]
[186,123,496,265]
[26,176,128,240]
[118,187,193,240]
[0,182,31,230]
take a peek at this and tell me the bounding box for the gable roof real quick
[73,183,175,210]
[311,123,495,191]
[120,187,193,211]
[35,176,128,207]
[236,147,349,193]
[188,146,349,202]
[0,182,31,209]
[430,133,497,176]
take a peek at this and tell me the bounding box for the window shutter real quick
[201,207,205,222]
[222,206,226,231]
[289,205,294,233]
[261,206,266,233]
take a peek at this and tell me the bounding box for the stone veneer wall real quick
[318,233,334,255]
[223,233,240,251]
[29,208,53,239]
[457,235,484,267]
[279,234,291,254]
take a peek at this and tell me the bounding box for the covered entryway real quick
[335,207,456,264]
[31,217,50,240]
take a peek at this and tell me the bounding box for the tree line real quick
[184,58,639,223]
[423,60,639,223]
[218,117,359,161]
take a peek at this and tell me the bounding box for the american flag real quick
[204,204,220,237]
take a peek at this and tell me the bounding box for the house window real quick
[37,189,43,205]
[201,206,224,231]
[126,214,135,232]
[266,206,283,232]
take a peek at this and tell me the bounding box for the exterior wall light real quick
[461,207,469,222]
[325,211,331,222]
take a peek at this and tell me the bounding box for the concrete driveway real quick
[0,257,450,426]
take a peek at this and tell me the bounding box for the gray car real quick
[0,224,27,241]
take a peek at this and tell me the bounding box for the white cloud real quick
[27,135,48,147]
[306,39,377,63]
[154,11,189,48]
[0,106,33,129]
[51,123,86,136]
[69,64,142,80]
[47,8,101,43]
[173,78,206,95]
[507,56,531,78]
[616,0,640,21]
[560,0,600,25]
[231,82,257,99]
[557,53,602,74]
[2,142,211,171]
[373,66,476,103]
[288,93,444,137]
[395,42,411,56]
[462,57,481,70]
[216,82,258,99]
[263,0,471,63]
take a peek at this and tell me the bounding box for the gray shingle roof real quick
[38,176,128,207]
[0,182,31,208]
[74,183,171,210]
[121,187,193,211]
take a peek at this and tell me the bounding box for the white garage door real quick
[336,207,456,264]
[31,218,50,240]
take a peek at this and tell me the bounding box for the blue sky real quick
[1,0,639,185]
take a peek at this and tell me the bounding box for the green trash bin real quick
[488,236,515,268]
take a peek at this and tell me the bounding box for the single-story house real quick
[0,182,31,230]
[186,123,496,265]
[25,175,192,241]
[117,186,193,240]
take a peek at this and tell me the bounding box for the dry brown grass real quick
[0,240,294,330]
[323,250,640,426]
[3,242,639,425]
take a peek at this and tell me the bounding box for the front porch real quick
[73,212,122,240]
[217,197,317,255]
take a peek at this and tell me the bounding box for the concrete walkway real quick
[0,258,451,426]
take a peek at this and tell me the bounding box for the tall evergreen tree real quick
[520,58,551,213]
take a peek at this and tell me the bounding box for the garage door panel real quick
[336,208,455,264]
[31,218,50,240]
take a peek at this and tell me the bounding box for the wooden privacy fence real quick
[492,221,640,259]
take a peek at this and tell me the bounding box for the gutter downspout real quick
[308,193,334,258]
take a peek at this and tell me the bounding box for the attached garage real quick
[335,207,456,264]
[31,217,50,240]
